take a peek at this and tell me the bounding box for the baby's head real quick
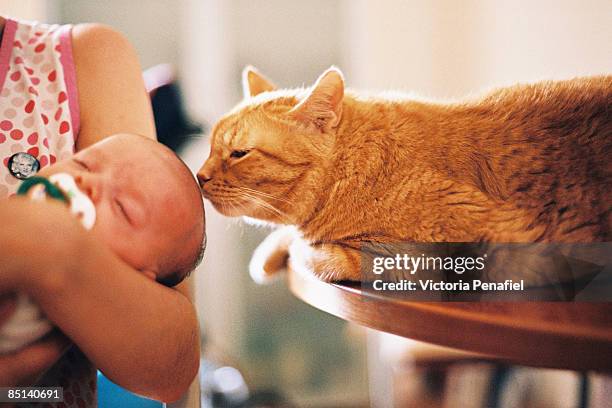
[38,134,206,286]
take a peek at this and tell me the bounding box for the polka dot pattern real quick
[1,19,88,407]
[10,128,23,139]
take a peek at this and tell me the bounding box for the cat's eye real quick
[230,150,250,159]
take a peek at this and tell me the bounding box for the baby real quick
[0,133,206,353]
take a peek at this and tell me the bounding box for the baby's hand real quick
[249,226,299,284]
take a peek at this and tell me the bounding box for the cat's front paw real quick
[288,239,362,282]
[249,226,299,284]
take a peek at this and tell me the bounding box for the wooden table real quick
[287,268,612,372]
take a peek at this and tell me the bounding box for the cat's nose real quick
[197,172,212,186]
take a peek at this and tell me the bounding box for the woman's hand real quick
[0,198,85,295]
[0,332,70,386]
[0,199,79,386]
[0,295,69,387]
[0,294,16,324]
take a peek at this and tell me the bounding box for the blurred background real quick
[3,1,611,407]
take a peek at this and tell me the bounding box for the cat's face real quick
[198,105,317,222]
[198,67,344,224]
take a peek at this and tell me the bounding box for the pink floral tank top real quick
[0,18,79,197]
[0,19,97,407]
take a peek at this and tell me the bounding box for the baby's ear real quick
[142,270,157,281]
[242,66,276,98]
[289,67,344,132]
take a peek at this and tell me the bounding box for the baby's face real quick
[38,134,204,281]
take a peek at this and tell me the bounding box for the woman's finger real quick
[0,293,17,326]
[0,331,70,386]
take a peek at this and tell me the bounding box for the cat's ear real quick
[290,67,344,132]
[242,66,276,98]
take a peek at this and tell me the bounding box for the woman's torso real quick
[0,18,96,408]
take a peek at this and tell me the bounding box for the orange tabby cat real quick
[198,67,611,282]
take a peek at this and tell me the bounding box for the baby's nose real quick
[75,173,102,203]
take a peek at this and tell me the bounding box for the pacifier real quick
[17,173,97,230]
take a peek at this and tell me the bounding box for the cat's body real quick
[199,68,611,282]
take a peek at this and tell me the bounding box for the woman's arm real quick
[72,23,156,146]
[0,196,199,401]
[32,221,200,402]
[73,21,197,311]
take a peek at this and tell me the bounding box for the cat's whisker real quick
[238,187,290,202]
[240,192,288,220]
[219,197,229,217]
[227,201,247,230]
[236,190,295,224]
[235,186,294,205]
[234,187,297,224]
